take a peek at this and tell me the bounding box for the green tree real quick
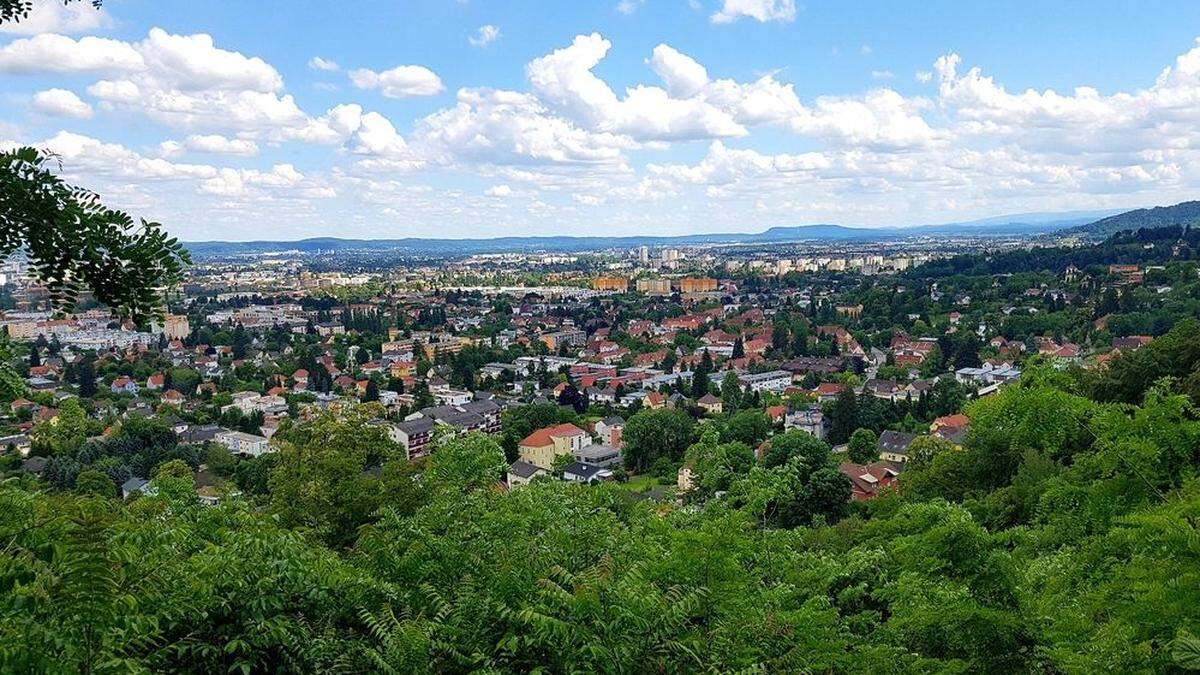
[621,407,695,472]
[73,469,115,497]
[0,147,189,320]
[720,370,743,411]
[848,428,879,464]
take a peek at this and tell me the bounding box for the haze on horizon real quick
[3,0,1200,241]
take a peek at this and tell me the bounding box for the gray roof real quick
[507,460,543,479]
[563,462,609,481]
[879,430,918,454]
[122,477,149,493]
[396,417,437,435]
[600,415,625,426]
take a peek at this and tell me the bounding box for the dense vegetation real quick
[3,319,1200,671]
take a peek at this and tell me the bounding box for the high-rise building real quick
[638,246,649,264]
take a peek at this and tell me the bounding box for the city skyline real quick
[4,0,1200,240]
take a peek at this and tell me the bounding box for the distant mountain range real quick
[1063,201,1200,239]
[183,209,1121,257]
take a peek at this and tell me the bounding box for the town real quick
[2,223,1191,511]
[6,0,1200,667]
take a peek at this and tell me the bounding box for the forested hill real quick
[910,224,1198,278]
[1066,200,1200,239]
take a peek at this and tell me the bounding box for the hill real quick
[1065,200,1200,239]
[183,213,1103,258]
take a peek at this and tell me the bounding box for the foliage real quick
[0,147,190,321]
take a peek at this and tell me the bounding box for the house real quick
[813,382,847,403]
[216,430,271,457]
[878,430,918,463]
[518,422,590,470]
[594,415,624,447]
[0,434,32,456]
[862,379,902,401]
[121,477,153,499]
[146,373,165,390]
[507,460,547,487]
[930,414,969,435]
[562,462,613,484]
[839,461,901,500]
[697,393,723,415]
[573,444,622,468]
[785,406,824,439]
[644,391,666,409]
[1112,335,1152,352]
[110,376,138,394]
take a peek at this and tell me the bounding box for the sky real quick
[4,0,1200,241]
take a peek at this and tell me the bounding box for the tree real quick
[760,429,831,469]
[0,147,189,320]
[848,428,879,464]
[74,468,115,497]
[721,409,770,447]
[827,388,859,444]
[720,370,743,412]
[268,407,400,548]
[363,379,379,402]
[692,351,713,397]
[34,397,92,456]
[682,428,755,500]
[621,408,695,472]
[732,337,745,359]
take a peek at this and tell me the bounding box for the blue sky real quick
[3,0,1200,240]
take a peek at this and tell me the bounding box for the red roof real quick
[519,423,586,448]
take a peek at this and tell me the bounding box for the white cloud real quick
[711,0,796,24]
[349,64,444,97]
[0,33,143,74]
[469,25,501,48]
[161,134,260,156]
[0,1,111,36]
[35,131,217,181]
[527,33,744,140]
[915,70,932,84]
[484,184,512,197]
[414,87,633,165]
[308,56,339,72]
[31,88,92,118]
[647,44,709,98]
[871,70,894,80]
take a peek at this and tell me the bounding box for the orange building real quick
[592,276,629,292]
[678,277,718,293]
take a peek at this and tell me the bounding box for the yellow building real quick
[518,423,590,469]
[635,278,672,295]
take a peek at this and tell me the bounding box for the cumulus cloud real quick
[31,88,92,118]
[349,64,444,97]
[0,1,111,36]
[469,25,501,48]
[484,184,512,197]
[161,134,260,156]
[0,33,143,74]
[711,0,796,24]
[527,33,745,140]
[414,87,633,166]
